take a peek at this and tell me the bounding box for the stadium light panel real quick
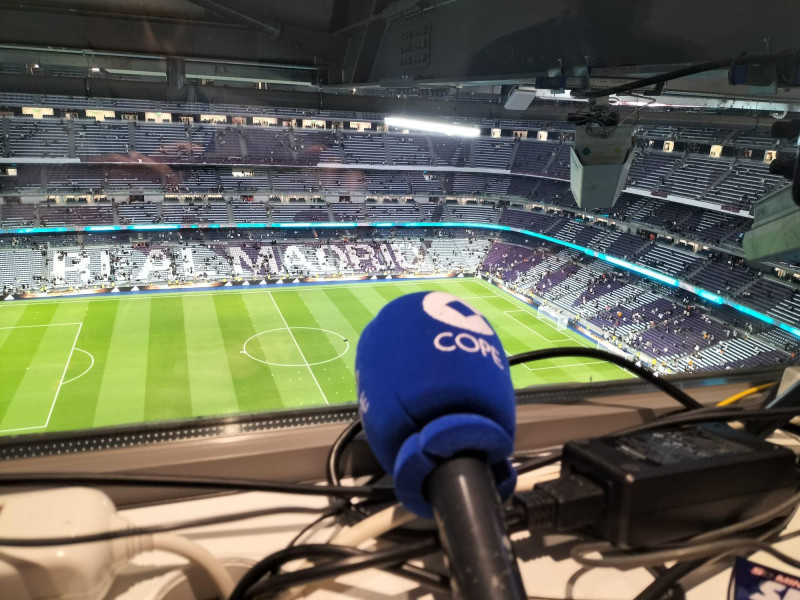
[384,117,480,137]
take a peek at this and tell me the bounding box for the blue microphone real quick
[356,291,526,600]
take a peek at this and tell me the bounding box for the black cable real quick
[780,421,800,437]
[396,562,450,595]
[324,419,435,543]
[573,538,800,571]
[326,418,374,524]
[243,538,440,599]
[758,381,782,409]
[600,513,797,600]
[634,560,705,600]
[326,418,363,488]
[748,375,800,438]
[571,50,799,99]
[645,567,686,600]
[286,505,344,548]
[230,544,355,600]
[0,506,326,547]
[516,452,562,475]
[0,472,393,499]
[230,540,440,599]
[508,347,703,410]
[610,406,800,437]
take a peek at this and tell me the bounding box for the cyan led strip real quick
[1,219,796,338]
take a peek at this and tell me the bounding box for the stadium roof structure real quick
[0,0,799,125]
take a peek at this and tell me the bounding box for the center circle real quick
[242,327,350,367]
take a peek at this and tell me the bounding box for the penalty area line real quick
[44,322,83,428]
[0,322,83,434]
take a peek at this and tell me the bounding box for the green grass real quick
[0,278,632,436]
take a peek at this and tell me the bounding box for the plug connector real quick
[512,473,606,534]
[513,424,798,549]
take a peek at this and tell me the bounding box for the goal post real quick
[537,304,569,331]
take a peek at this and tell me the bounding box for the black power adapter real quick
[514,423,798,548]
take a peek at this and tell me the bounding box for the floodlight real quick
[384,117,480,137]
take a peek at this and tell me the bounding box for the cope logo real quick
[358,390,369,415]
[422,292,504,369]
[355,370,369,415]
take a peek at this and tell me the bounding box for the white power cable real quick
[515,463,561,491]
[148,534,236,600]
[277,504,418,600]
[329,504,416,547]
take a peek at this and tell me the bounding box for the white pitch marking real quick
[523,360,607,372]
[43,322,82,428]
[475,278,596,349]
[478,279,632,376]
[3,279,446,307]
[0,322,83,330]
[243,327,349,368]
[0,424,48,433]
[268,292,329,405]
[503,310,568,345]
[61,348,95,385]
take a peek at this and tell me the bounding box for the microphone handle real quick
[428,456,527,600]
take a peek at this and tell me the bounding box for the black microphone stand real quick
[427,456,527,600]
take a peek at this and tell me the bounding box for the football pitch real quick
[0,278,632,437]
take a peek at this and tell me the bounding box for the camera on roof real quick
[569,124,635,210]
[743,119,800,263]
[768,119,800,206]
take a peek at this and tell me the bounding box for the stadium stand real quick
[134,121,190,161]
[295,130,339,165]
[241,127,293,164]
[231,199,268,222]
[39,203,114,226]
[7,117,69,158]
[117,201,160,224]
[3,94,800,379]
[330,202,365,221]
[366,201,420,222]
[386,134,431,166]
[443,203,501,223]
[0,203,36,226]
[472,139,513,169]
[636,243,704,277]
[0,248,43,291]
[75,119,130,157]
[365,171,410,194]
[161,202,229,224]
[479,238,793,373]
[269,202,329,223]
[431,137,469,167]
[342,132,387,165]
[511,139,556,174]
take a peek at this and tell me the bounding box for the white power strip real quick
[0,487,130,600]
[0,487,235,600]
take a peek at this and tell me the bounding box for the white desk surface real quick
[109,481,800,600]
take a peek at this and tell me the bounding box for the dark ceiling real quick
[0,0,799,125]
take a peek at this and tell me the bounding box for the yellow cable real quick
[716,383,775,407]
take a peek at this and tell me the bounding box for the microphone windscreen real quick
[356,291,516,516]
